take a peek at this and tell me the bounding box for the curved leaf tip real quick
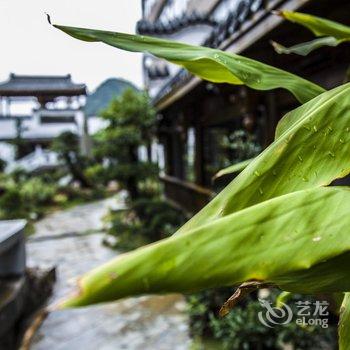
[45,13,52,25]
[273,10,350,55]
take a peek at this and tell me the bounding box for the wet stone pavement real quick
[27,196,191,350]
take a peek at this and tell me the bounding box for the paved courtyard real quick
[27,196,190,350]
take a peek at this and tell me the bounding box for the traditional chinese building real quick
[138,0,350,214]
[0,74,87,168]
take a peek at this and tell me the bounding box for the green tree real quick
[95,88,156,201]
[0,158,6,172]
[52,131,91,188]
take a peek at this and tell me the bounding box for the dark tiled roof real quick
[137,11,218,35]
[0,74,86,97]
[203,0,265,48]
[0,114,31,120]
[150,0,269,104]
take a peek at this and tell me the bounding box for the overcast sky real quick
[0,0,143,92]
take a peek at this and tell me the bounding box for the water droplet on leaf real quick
[254,170,261,177]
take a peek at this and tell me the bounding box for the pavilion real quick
[0,74,87,166]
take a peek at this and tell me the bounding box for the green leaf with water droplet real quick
[52,24,324,104]
[58,187,350,308]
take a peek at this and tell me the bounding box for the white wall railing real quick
[6,147,61,173]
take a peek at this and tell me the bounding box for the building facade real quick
[139,0,350,214]
[0,74,87,169]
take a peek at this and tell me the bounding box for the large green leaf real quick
[339,293,350,350]
[59,187,350,308]
[176,83,350,234]
[52,21,350,313]
[53,24,324,104]
[273,11,350,55]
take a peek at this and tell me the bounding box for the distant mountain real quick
[85,78,138,116]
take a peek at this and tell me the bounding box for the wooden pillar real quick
[171,126,185,180]
[164,134,174,176]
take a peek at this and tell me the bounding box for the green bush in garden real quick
[106,194,185,250]
[0,175,57,220]
[20,177,57,208]
[52,131,92,188]
[0,168,108,228]
[84,163,107,186]
[220,130,261,168]
[52,11,350,349]
[213,129,262,189]
[188,289,337,350]
[0,158,6,172]
[8,168,30,184]
[0,187,27,219]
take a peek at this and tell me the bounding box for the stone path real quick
[32,196,119,238]
[27,196,191,350]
